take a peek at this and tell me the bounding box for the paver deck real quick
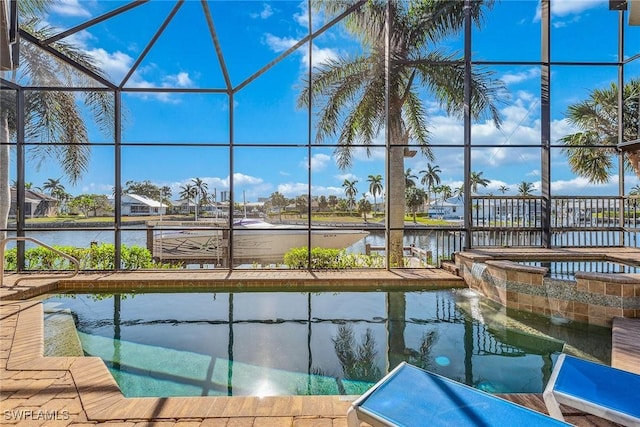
[612,317,640,375]
[0,259,636,426]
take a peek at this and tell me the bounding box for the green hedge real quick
[284,247,384,269]
[3,243,177,271]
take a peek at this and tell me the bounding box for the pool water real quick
[43,289,611,398]
[518,260,640,280]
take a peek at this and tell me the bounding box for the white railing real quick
[0,237,79,287]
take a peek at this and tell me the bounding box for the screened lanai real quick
[1,0,639,272]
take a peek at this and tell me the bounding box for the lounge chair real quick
[543,353,640,426]
[347,362,570,426]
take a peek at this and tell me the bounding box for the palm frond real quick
[414,51,504,127]
[560,132,615,183]
[403,89,432,159]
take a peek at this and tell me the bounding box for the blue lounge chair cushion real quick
[349,362,569,427]
[544,354,640,426]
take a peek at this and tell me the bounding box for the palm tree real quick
[517,181,535,196]
[1,2,114,240]
[342,179,359,213]
[629,184,640,196]
[405,186,426,223]
[191,178,208,221]
[469,171,490,194]
[269,191,288,222]
[440,184,453,203]
[367,174,383,213]
[498,185,509,194]
[179,184,197,217]
[560,78,639,183]
[42,178,65,197]
[405,168,418,188]
[420,163,441,215]
[357,196,372,222]
[434,184,452,219]
[420,163,441,194]
[298,0,503,265]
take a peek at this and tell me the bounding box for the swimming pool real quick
[43,289,611,398]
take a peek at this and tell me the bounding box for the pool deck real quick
[0,265,636,426]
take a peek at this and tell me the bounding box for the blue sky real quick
[10,0,640,202]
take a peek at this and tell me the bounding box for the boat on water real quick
[153,218,369,265]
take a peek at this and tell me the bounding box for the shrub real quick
[284,247,383,269]
[2,243,178,271]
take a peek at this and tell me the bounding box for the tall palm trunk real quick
[0,111,10,241]
[388,107,406,266]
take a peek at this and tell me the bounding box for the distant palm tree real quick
[342,179,359,212]
[1,2,114,240]
[269,191,288,222]
[420,163,441,214]
[358,196,372,222]
[630,184,640,196]
[367,174,383,213]
[470,171,490,194]
[11,180,34,190]
[179,184,197,216]
[432,184,452,218]
[440,184,453,203]
[297,0,503,266]
[560,78,639,183]
[498,185,509,194]
[42,178,65,197]
[517,181,535,196]
[405,168,418,188]
[454,185,464,201]
[191,178,208,221]
[406,186,426,223]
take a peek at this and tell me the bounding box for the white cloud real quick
[50,0,92,18]
[250,3,274,19]
[264,33,339,68]
[293,1,325,30]
[87,48,134,83]
[163,72,193,88]
[264,33,296,52]
[277,182,309,197]
[300,153,331,170]
[550,118,576,142]
[501,68,540,85]
[551,175,613,195]
[87,48,196,102]
[323,186,345,196]
[231,173,264,187]
[550,0,602,17]
[336,173,358,182]
[533,0,602,21]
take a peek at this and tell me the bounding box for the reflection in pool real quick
[43,289,611,397]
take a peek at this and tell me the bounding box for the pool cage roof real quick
[1,0,640,270]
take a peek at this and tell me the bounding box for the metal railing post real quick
[0,237,79,287]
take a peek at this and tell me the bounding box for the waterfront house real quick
[9,188,58,218]
[119,194,167,216]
